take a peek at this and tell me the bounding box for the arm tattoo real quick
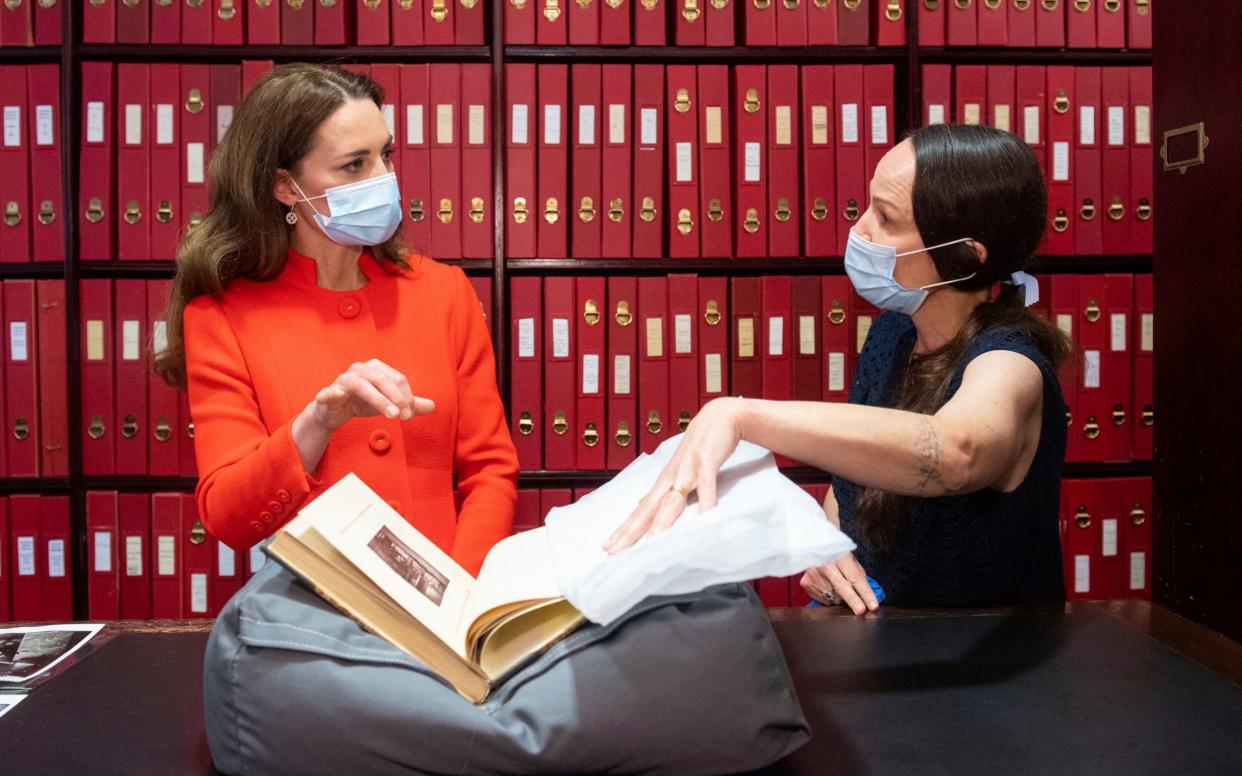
[912,419,943,496]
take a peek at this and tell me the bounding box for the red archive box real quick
[537,0,567,44]
[986,65,1015,134]
[457,0,485,43]
[180,64,210,240]
[505,0,534,42]
[978,0,1007,46]
[113,280,148,476]
[761,276,793,467]
[637,276,670,454]
[1009,0,1036,47]
[792,276,822,405]
[601,0,631,44]
[401,65,432,257]
[922,63,951,125]
[9,495,40,620]
[732,65,766,258]
[836,0,868,44]
[1121,477,1152,598]
[697,65,731,258]
[88,491,121,620]
[214,0,245,43]
[509,276,543,470]
[731,276,762,399]
[357,0,391,44]
[151,492,183,618]
[601,64,633,259]
[821,276,852,403]
[698,276,728,410]
[514,489,541,530]
[82,0,116,42]
[808,0,836,44]
[606,276,639,471]
[27,64,62,263]
[667,65,700,259]
[429,63,462,259]
[1131,274,1153,460]
[181,495,212,618]
[918,0,944,46]
[1045,66,1075,256]
[571,64,603,259]
[461,63,493,260]
[118,492,152,619]
[634,0,664,45]
[874,0,905,46]
[946,0,977,45]
[834,65,865,251]
[0,497,9,620]
[544,276,577,470]
[81,280,115,475]
[1016,65,1047,175]
[209,63,241,181]
[955,64,987,126]
[151,0,180,43]
[36,280,67,476]
[668,274,700,438]
[1066,0,1096,48]
[1100,67,1130,255]
[537,64,569,259]
[282,0,313,43]
[1096,0,1124,48]
[1073,274,1133,463]
[248,0,279,44]
[576,276,607,471]
[42,495,72,621]
[117,63,151,262]
[767,65,800,258]
[315,0,348,44]
[149,279,181,476]
[1074,66,1103,255]
[569,0,599,44]
[1060,479,1096,600]
[1129,67,1153,254]
[79,62,114,261]
[1035,0,1064,47]
[1050,276,1082,461]
[1127,0,1151,48]
[802,65,836,257]
[631,65,663,259]
[150,64,182,260]
[775,0,806,47]
[505,64,538,259]
[4,280,38,477]
[863,65,894,180]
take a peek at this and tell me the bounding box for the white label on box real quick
[856,316,873,354]
[217,105,234,143]
[738,318,755,358]
[517,318,535,358]
[775,105,792,145]
[94,531,112,573]
[674,314,692,354]
[1102,518,1118,557]
[249,545,266,573]
[126,536,143,576]
[86,320,104,361]
[841,103,858,143]
[646,318,664,358]
[36,104,54,146]
[382,104,395,138]
[577,104,595,145]
[768,316,784,357]
[158,535,176,576]
[1134,105,1151,145]
[125,104,142,145]
[613,354,632,395]
[154,321,169,356]
[704,353,722,394]
[1053,141,1070,182]
[675,142,693,183]
[1074,555,1090,594]
[828,352,846,392]
[468,105,485,146]
[1141,313,1154,352]
[994,104,1011,133]
[964,103,981,125]
[1023,106,1041,145]
[191,573,208,613]
[1083,349,1101,389]
[17,536,35,576]
[87,101,105,143]
[1129,552,1146,591]
[870,105,888,144]
[511,104,529,144]
[544,104,561,145]
[186,142,205,184]
[581,354,600,395]
[640,107,657,146]
[48,540,66,578]
[744,142,761,183]
[799,316,816,355]
[706,106,723,145]
[407,105,425,145]
[10,321,28,362]
[1079,105,1096,145]
[122,320,141,361]
[2,105,19,147]
[1056,313,1073,338]
[609,104,626,144]
[218,542,236,577]
[436,104,454,144]
[811,105,829,144]
[156,104,174,145]
[1107,105,1124,146]
[552,318,569,358]
[1110,313,1127,352]
[927,104,946,126]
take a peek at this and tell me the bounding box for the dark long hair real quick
[855,123,1072,554]
[154,63,410,390]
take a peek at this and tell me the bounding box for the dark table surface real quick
[3,601,1240,776]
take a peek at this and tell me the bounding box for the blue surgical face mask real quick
[844,229,979,316]
[291,171,403,247]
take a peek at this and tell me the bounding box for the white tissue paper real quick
[545,434,857,625]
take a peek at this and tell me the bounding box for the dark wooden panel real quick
[1153,0,1242,642]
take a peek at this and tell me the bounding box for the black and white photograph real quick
[0,625,104,684]
[367,526,451,607]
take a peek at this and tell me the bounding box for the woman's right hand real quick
[307,359,436,433]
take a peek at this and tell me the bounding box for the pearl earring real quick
[286,206,298,225]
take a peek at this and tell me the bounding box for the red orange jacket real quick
[183,247,517,575]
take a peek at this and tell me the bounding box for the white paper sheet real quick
[545,436,856,625]
[0,624,104,684]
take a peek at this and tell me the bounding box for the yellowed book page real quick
[456,527,564,648]
[477,600,585,680]
[304,474,476,653]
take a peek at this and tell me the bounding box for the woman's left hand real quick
[604,397,746,554]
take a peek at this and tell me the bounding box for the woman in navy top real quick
[606,124,1071,613]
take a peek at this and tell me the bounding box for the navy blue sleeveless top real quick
[833,312,1067,606]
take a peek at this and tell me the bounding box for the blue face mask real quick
[291,171,403,247]
[844,230,979,316]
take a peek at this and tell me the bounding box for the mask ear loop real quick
[288,176,329,222]
[897,236,981,292]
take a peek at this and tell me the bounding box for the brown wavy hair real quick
[856,123,1072,554]
[154,63,410,389]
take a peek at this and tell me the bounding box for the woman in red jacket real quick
[156,64,518,576]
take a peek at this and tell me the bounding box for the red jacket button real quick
[268,501,283,514]
[249,521,265,533]
[338,297,360,319]
[369,429,391,454]
[260,511,275,524]
[276,489,291,503]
